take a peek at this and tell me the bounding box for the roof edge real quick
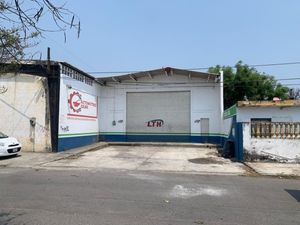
[96,67,219,82]
[237,100,300,107]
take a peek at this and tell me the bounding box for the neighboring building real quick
[224,100,300,162]
[0,61,100,152]
[97,67,225,144]
[0,63,52,152]
[237,100,300,123]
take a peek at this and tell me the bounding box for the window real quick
[251,118,272,138]
[61,65,93,86]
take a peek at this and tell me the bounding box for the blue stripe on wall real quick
[100,134,226,145]
[58,135,99,152]
[191,136,226,145]
[58,134,228,152]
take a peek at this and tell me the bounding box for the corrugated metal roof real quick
[237,100,300,107]
[1,60,95,80]
[96,67,219,84]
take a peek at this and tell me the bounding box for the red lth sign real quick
[146,119,164,127]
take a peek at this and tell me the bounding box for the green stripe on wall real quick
[58,132,99,138]
[58,132,229,138]
[100,132,229,137]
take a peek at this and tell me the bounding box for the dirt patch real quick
[188,157,224,164]
[113,152,136,158]
[140,160,153,166]
[241,163,261,177]
[244,151,277,162]
[65,154,84,160]
[206,151,219,157]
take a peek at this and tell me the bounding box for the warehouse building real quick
[96,67,225,144]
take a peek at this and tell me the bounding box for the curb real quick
[107,142,218,148]
[243,162,300,179]
[56,142,109,160]
[242,162,261,176]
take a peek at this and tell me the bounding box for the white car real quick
[0,132,22,156]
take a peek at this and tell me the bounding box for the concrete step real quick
[108,142,218,148]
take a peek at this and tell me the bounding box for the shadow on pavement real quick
[286,189,300,202]
[0,212,25,225]
[0,154,21,161]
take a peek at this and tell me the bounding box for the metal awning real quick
[96,67,219,85]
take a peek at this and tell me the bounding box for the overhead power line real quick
[87,61,300,75]
[248,61,300,68]
[97,77,300,84]
[2,74,298,88]
[107,83,300,89]
[42,75,300,84]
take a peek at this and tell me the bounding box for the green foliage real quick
[208,62,289,109]
[0,28,24,62]
[0,0,80,63]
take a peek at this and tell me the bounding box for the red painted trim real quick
[96,96,99,117]
[67,114,97,119]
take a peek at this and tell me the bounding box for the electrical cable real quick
[23,74,300,87]
[87,61,300,75]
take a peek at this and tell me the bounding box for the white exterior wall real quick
[243,123,300,161]
[0,73,50,152]
[237,107,300,122]
[58,70,101,139]
[99,74,222,136]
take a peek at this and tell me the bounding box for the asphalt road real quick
[0,168,299,225]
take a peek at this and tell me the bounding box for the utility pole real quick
[47,47,51,74]
[45,47,52,152]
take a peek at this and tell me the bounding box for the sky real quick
[29,0,300,87]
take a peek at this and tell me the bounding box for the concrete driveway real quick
[44,144,246,175]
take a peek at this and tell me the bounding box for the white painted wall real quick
[99,74,222,135]
[0,73,50,152]
[237,107,300,122]
[243,123,300,161]
[58,68,101,139]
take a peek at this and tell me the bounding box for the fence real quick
[251,122,300,139]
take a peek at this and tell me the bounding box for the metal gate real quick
[126,91,191,141]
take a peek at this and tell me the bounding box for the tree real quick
[208,62,290,109]
[0,0,80,63]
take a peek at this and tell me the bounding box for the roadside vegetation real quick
[208,62,294,108]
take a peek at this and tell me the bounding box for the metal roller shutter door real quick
[126,91,190,140]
